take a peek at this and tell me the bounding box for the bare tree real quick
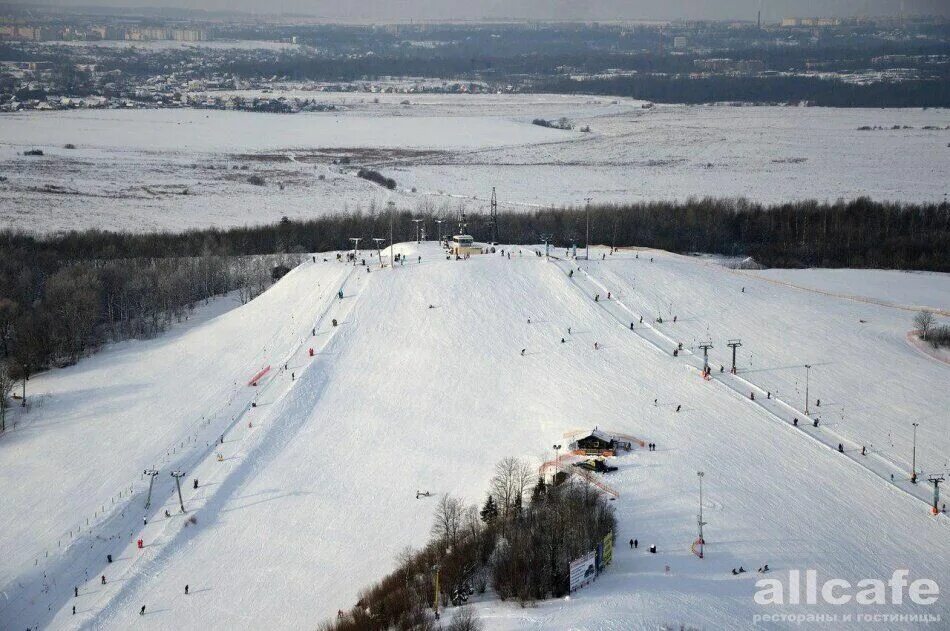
[914,311,935,339]
[432,494,464,547]
[490,457,534,520]
[447,607,482,631]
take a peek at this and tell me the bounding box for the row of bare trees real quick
[321,457,616,631]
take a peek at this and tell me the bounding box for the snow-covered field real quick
[1,95,947,233]
[1,245,947,630]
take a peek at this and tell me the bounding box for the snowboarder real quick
[732,569,738,575]
[140,605,146,616]
[738,566,745,573]
[675,405,681,412]
[838,443,844,453]
[193,478,198,489]
[185,585,189,595]
[520,349,526,356]
[793,418,798,426]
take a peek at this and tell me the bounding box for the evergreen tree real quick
[480,495,498,524]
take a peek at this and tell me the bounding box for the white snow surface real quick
[1,244,948,631]
[1,95,947,233]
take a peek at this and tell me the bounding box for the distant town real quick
[1,7,948,112]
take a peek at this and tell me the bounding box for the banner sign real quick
[600,533,613,570]
[569,550,597,592]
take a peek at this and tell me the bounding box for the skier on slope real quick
[140,605,146,616]
[521,349,526,356]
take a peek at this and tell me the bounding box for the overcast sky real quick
[41,0,950,20]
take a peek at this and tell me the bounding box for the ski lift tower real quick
[698,341,713,377]
[349,237,361,266]
[372,238,386,268]
[170,470,187,513]
[927,475,945,515]
[727,339,742,374]
[412,218,424,243]
[144,468,159,509]
[540,234,553,258]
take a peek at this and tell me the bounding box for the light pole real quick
[387,201,396,269]
[435,218,444,244]
[911,422,920,484]
[584,197,592,261]
[697,471,706,558]
[804,364,812,416]
[432,563,440,619]
[412,218,424,244]
[552,443,562,482]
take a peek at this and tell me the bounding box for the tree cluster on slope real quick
[319,457,615,631]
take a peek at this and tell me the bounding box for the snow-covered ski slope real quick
[2,244,948,630]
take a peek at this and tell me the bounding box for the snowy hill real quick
[1,244,948,630]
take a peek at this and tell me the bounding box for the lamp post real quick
[387,201,395,269]
[412,218,423,244]
[584,197,592,261]
[435,218,444,245]
[697,471,706,558]
[804,364,812,416]
[911,422,920,484]
[552,443,562,482]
